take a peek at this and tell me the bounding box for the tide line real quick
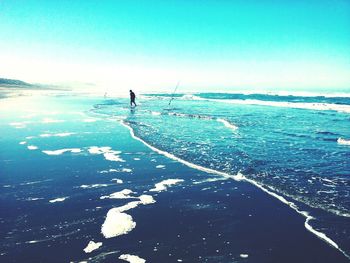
[120,120,350,260]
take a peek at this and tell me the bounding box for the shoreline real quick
[121,120,350,260]
[0,94,349,262]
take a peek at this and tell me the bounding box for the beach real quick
[0,93,349,262]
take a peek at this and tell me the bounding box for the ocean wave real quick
[121,120,350,260]
[196,98,350,114]
[141,109,239,131]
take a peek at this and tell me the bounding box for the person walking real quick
[130,90,137,107]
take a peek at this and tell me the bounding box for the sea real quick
[0,91,349,262]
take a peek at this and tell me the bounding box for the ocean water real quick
[94,92,350,254]
[1,92,350,262]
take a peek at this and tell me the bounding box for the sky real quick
[0,0,350,93]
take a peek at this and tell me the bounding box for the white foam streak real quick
[121,120,350,259]
[39,132,75,137]
[337,138,350,145]
[201,98,350,114]
[150,179,184,192]
[100,189,135,200]
[27,145,38,150]
[49,197,67,203]
[43,148,81,155]
[80,184,109,189]
[217,118,238,131]
[88,146,125,162]
[119,254,146,263]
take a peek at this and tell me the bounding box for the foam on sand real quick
[88,146,125,162]
[83,241,102,253]
[101,211,136,238]
[43,148,81,155]
[100,189,135,200]
[49,197,67,203]
[111,179,123,184]
[100,168,132,174]
[121,120,350,260]
[80,184,109,189]
[337,138,350,146]
[101,192,155,238]
[119,254,146,263]
[150,179,184,192]
[27,145,38,150]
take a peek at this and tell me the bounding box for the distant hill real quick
[0,78,32,87]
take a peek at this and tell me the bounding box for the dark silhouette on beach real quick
[130,90,137,107]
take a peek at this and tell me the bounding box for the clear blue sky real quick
[0,0,349,92]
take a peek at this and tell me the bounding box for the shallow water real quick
[1,93,350,262]
[94,92,350,256]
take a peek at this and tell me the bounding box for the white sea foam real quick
[83,241,102,253]
[42,148,81,155]
[151,111,161,116]
[119,254,146,263]
[193,177,226,184]
[114,196,156,213]
[100,189,135,200]
[240,254,249,258]
[101,211,136,238]
[100,168,131,174]
[138,195,156,205]
[101,191,155,239]
[121,120,350,259]
[112,179,123,184]
[49,197,67,203]
[26,197,44,201]
[216,118,238,131]
[337,138,350,145]
[201,98,350,114]
[39,132,75,137]
[104,152,125,162]
[19,141,27,145]
[115,201,143,213]
[155,165,165,169]
[87,146,125,162]
[27,145,38,150]
[150,179,184,192]
[80,184,109,189]
[88,146,111,154]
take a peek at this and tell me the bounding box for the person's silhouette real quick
[130,90,137,107]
